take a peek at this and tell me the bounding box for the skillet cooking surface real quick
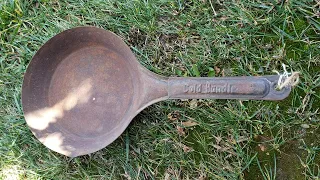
[22,27,140,156]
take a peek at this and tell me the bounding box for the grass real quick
[0,0,319,179]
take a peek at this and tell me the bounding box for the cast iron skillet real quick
[22,27,291,157]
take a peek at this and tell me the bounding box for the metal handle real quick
[168,75,291,100]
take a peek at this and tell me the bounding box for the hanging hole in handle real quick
[272,82,286,93]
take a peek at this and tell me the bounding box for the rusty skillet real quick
[22,27,291,157]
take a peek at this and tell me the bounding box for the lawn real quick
[0,0,319,179]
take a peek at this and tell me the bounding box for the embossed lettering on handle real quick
[168,76,275,100]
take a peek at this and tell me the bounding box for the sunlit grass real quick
[0,165,21,180]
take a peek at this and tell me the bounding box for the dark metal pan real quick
[22,27,291,157]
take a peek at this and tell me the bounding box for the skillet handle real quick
[168,75,291,100]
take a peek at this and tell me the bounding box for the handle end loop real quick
[273,63,300,91]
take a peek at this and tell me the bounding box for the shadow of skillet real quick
[25,79,93,156]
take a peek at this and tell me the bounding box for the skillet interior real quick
[22,27,140,156]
